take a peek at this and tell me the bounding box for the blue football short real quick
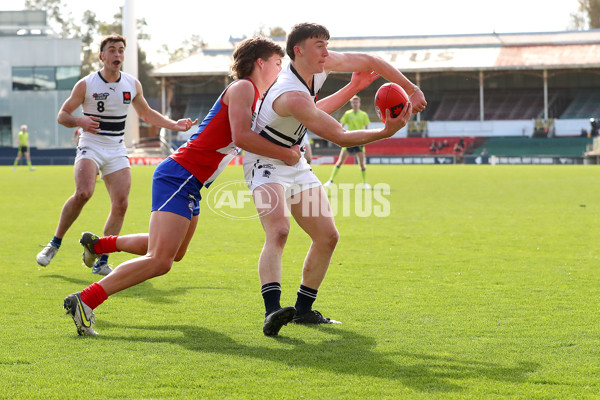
[152,157,202,220]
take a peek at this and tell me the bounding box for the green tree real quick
[25,0,78,37]
[94,9,158,97]
[80,10,100,78]
[25,1,158,97]
[252,25,286,38]
[269,26,286,38]
[570,0,600,29]
[159,35,206,64]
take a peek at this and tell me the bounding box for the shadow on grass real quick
[96,322,538,393]
[41,274,220,304]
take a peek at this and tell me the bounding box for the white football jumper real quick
[244,63,327,196]
[75,71,137,174]
[79,71,137,148]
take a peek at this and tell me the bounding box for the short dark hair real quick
[100,34,127,53]
[230,36,285,80]
[286,23,330,60]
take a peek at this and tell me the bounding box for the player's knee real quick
[173,251,186,262]
[319,228,339,250]
[330,229,340,248]
[271,226,290,245]
[74,188,94,203]
[151,259,173,276]
[111,198,129,215]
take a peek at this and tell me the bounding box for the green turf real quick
[1,164,599,399]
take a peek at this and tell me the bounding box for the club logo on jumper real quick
[93,93,109,101]
[123,92,132,104]
[255,163,275,179]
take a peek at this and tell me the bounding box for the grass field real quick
[1,164,600,399]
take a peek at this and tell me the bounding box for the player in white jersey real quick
[244,23,426,335]
[36,34,196,274]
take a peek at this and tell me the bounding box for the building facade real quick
[0,10,81,149]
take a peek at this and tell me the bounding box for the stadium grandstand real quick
[1,10,599,165]
[151,30,600,165]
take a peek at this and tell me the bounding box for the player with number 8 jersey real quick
[36,34,196,273]
[81,71,137,142]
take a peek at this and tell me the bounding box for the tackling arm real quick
[227,80,301,166]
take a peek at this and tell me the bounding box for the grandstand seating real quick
[364,137,474,155]
[561,90,600,119]
[470,137,592,157]
[360,137,591,158]
[184,94,218,121]
[433,93,480,120]
[432,90,549,121]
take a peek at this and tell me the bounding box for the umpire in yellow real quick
[13,124,35,171]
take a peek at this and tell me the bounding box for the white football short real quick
[75,136,130,176]
[243,155,321,198]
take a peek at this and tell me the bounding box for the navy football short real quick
[345,145,364,154]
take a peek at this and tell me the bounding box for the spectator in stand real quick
[480,148,489,164]
[429,140,438,153]
[454,137,465,152]
[591,118,599,137]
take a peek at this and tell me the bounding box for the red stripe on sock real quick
[93,235,119,254]
[79,282,108,310]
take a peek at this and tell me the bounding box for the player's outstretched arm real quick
[283,91,412,147]
[132,80,198,131]
[325,51,427,113]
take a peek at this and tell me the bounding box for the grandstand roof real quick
[151,30,600,77]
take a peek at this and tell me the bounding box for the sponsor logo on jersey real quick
[123,92,132,104]
[257,163,275,170]
[93,93,109,100]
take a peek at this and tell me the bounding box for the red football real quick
[374,83,409,122]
